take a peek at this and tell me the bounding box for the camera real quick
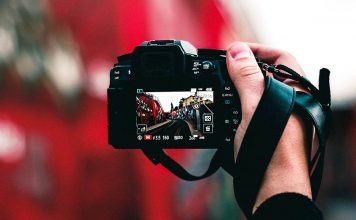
[108,40,241,148]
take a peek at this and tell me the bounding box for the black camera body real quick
[108,40,241,149]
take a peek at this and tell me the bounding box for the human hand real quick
[226,42,312,211]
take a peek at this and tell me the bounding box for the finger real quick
[246,42,285,63]
[246,42,308,93]
[246,42,305,76]
[226,42,265,120]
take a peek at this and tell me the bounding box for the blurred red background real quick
[0,1,245,219]
[0,0,355,219]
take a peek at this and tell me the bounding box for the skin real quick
[226,42,312,213]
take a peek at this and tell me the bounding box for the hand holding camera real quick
[226,42,312,212]
[108,40,330,219]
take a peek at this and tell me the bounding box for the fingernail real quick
[229,43,252,60]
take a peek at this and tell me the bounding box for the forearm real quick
[253,114,312,212]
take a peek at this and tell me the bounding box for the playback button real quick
[231,108,240,116]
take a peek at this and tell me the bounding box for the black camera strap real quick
[141,62,331,217]
[233,65,331,218]
[141,147,231,181]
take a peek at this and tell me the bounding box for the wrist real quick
[253,113,312,212]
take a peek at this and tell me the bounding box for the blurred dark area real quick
[0,0,355,219]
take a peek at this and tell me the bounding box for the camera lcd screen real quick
[136,88,215,142]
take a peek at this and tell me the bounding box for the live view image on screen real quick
[136,88,214,141]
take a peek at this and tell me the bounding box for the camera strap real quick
[141,62,331,216]
[233,64,331,218]
[141,146,233,181]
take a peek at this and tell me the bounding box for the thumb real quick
[226,42,265,120]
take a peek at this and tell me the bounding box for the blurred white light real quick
[227,0,356,109]
[0,118,26,163]
[0,25,17,63]
[87,61,110,100]
[44,43,83,97]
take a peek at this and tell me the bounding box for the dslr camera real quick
[108,40,241,149]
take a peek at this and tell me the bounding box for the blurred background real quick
[0,0,355,219]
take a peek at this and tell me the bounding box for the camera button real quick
[192,61,201,78]
[222,92,234,98]
[202,61,215,71]
[232,118,240,126]
[224,84,232,90]
[224,137,232,142]
[224,119,230,125]
[231,108,239,115]
[224,99,231,105]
